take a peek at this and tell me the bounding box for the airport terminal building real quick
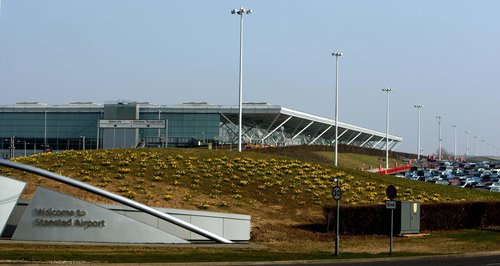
[0,101,403,158]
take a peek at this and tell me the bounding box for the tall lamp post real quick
[473,136,478,156]
[481,140,485,156]
[464,131,470,158]
[451,125,458,160]
[436,115,443,160]
[382,88,394,169]
[80,136,86,151]
[414,105,423,160]
[332,52,343,167]
[231,7,252,152]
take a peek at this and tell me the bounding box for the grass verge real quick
[0,228,497,263]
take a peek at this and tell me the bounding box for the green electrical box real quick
[394,201,420,234]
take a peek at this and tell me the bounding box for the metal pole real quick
[452,125,457,159]
[44,110,47,148]
[417,107,421,160]
[390,208,394,255]
[158,109,161,148]
[436,115,443,160]
[414,105,423,160]
[96,120,100,150]
[382,88,393,169]
[474,136,478,156]
[232,7,252,153]
[332,52,342,167]
[335,178,340,256]
[10,136,14,159]
[464,131,469,158]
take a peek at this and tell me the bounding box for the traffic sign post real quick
[332,186,342,200]
[386,185,397,255]
[330,178,342,256]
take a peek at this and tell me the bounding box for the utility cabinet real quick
[394,201,420,234]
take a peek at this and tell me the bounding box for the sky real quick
[0,0,499,155]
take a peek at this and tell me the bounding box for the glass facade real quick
[0,104,222,157]
[139,112,220,147]
[0,110,101,157]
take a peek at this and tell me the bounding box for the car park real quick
[397,159,500,192]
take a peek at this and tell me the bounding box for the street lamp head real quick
[331,52,343,57]
[231,7,252,15]
[382,87,394,92]
[414,104,423,108]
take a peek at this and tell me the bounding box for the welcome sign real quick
[12,187,187,243]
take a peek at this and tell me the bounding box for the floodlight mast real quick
[382,88,394,170]
[414,105,423,160]
[436,115,443,160]
[332,52,343,167]
[451,125,458,160]
[231,7,252,152]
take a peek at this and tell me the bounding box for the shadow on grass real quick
[0,250,433,263]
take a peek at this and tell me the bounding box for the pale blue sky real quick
[1,0,499,155]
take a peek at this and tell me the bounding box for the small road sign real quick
[386,185,397,200]
[332,186,342,200]
[386,200,397,209]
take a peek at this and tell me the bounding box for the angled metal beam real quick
[309,125,332,145]
[381,139,394,150]
[219,112,236,126]
[346,132,362,146]
[292,121,314,140]
[0,159,232,244]
[360,135,374,147]
[390,140,400,151]
[333,129,348,144]
[373,138,384,149]
[262,116,292,141]
[265,113,281,133]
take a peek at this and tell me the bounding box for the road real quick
[225,252,500,266]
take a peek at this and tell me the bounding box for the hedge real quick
[324,201,500,235]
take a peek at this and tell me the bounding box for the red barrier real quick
[376,165,411,175]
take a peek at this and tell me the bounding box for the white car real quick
[490,182,500,192]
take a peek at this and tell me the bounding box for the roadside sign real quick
[385,200,396,209]
[332,186,342,201]
[386,185,397,200]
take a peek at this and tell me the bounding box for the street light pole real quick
[80,136,86,151]
[382,88,394,170]
[473,136,478,156]
[232,7,252,152]
[451,125,458,160]
[332,52,343,167]
[464,131,470,158]
[414,105,423,160]
[481,140,485,156]
[436,115,443,160]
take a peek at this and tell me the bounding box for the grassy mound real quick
[3,148,499,242]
